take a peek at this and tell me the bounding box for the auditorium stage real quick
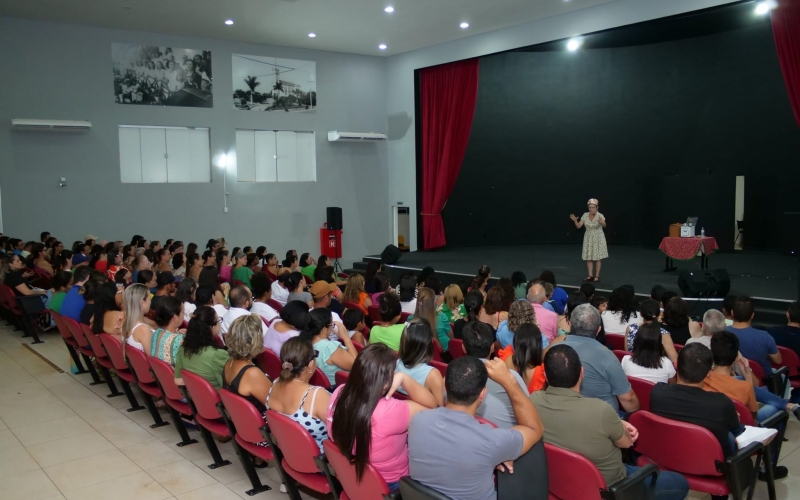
[355,245,798,303]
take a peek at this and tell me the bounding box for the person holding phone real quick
[570,198,608,282]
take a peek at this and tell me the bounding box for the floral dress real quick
[581,212,608,261]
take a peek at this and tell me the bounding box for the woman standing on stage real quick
[570,198,608,282]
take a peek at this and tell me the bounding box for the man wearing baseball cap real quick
[310,281,344,332]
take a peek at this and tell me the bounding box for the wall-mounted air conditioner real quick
[11,119,92,132]
[327,131,387,142]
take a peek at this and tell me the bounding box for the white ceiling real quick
[0,0,615,56]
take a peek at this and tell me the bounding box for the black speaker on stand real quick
[326,207,343,273]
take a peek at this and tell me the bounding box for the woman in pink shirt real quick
[326,343,436,491]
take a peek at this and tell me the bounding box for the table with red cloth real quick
[659,236,719,270]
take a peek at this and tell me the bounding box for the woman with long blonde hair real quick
[122,283,154,354]
[341,273,372,313]
[411,287,451,353]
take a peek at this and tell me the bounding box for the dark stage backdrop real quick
[441,17,800,251]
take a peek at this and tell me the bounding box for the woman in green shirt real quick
[233,253,256,289]
[174,305,230,389]
[437,284,466,325]
[299,253,317,281]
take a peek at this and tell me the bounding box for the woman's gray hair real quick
[226,313,265,361]
[569,304,602,338]
[702,309,727,335]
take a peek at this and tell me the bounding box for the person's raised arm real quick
[330,323,357,371]
[385,372,437,418]
[486,358,543,454]
[15,284,46,296]
[570,214,584,229]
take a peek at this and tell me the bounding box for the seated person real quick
[342,308,367,345]
[650,343,741,457]
[249,272,279,323]
[150,271,176,312]
[47,270,73,314]
[59,266,92,321]
[621,323,676,385]
[221,286,267,337]
[3,253,48,300]
[727,296,781,380]
[264,300,310,354]
[327,343,436,491]
[266,337,330,451]
[150,296,185,366]
[195,284,228,320]
[122,284,155,353]
[369,292,404,352]
[532,345,689,499]
[624,299,676,363]
[503,324,546,394]
[174,306,230,388]
[686,309,728,349]
[561,304,639,414]
[299,308,356,386]
[409,357,542,500]
[767,301,800,359]
[395,319,445,406]
[463,321,529,428]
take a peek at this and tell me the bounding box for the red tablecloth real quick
[659,237,718,261]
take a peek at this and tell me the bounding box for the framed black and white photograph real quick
[232,54,316,112]
[112,43,213,108]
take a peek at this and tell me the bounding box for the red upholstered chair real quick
[351,341,364,353]
[605,334,625,351]
[673,344,684,352]
[82,323,122,398]
[367,305,381,322]
[234,279,246,287]
[629,411,763,500]
[431,339,444,362]
[309,367,332,390]
[62,316,102,385]
[748,359,765,387]
[400,312,412,323]
[267,299,284,312]
[324,439,391,500]
[148,356,199,447]
[335,370,349,386]
[264,410,339,498]
[343,301,362,312]
[430,360,448,378]
[544,442,658,500]
[626,376,655,412]
[448,339,465,359]
[217,388,274,496]
[211,335,225,349]
[1,284,44,343]
[98,333,145,412]
[475,415,498,428]
[179,370,233,469]
[125,346,169,428]
[338,272,349,279]
[613,350,627,363]
[254,348,282,381]
[774,345,800,394]
[50,311,88,374]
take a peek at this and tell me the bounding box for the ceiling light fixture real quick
[308,33,317,38]
[224,19,234,25]
[566,37,583,51]
[460,22,470,29]
[384,6,394,13]
[379,44,387,50]
[754,0,776,15]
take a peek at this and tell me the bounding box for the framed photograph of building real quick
[112,43,213,108]
[232,54,316,112]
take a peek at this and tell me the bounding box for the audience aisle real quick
[1,324,800,500]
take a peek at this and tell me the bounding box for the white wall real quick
[385,0,737,251]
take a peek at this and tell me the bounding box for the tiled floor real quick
[1,324,800,500]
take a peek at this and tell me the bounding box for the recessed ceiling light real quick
[224,19,234,25]
[566,37,583,51]
[379,44,387,50]
[460,22,469,29]
[308,33,317,38]
[754,0,776,15]
[384,6,394,13]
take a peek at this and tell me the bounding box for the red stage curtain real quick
[772,0,800,128]
[420,58,479,250]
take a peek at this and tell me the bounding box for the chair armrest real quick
[769,366,789,395]
[605,463,658,500]
[383,493,401,500]
[16,295,46,315]
[759,409,789,430]
[720,441,764,495]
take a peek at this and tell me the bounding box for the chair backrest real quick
[63,316,88,347]
[430,360,447,378]
[474,415,498,428]
[181,369,224,420]
[400,312,412,323]
[335,370,349,386]
[431,339,443,362]
[254,348,283,380]
[613,350,626,362]
[264,410,322,473]
[399,477,454,500]
[309,367,331,389]
[219,388,270,444]
[323,439,390,500]
[448,339,465,359]
[148,356,186,401]
[367,305,381,322]
[775,346,800,377]
[267,299,284,312]
[82,323,108,357]
[626,376,655,412]
[0,284,11,309]
[234,279,245,287]
[351,341,364,353]
[628,411,724,476]
[50,311,73,342]
[732,399,756,426]
[0,285,21,314]
[99,333,129,371]
[605,334,625,351]
[673,344,684,352]
[544,443,607,500]
[125,344,157,384]
[343,301,362,311]
[211,335,225,349]
[748,359,765,386]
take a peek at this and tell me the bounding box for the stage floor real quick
[366,245,797,302]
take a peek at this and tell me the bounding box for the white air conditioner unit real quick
[11,119,92,132]
[327,131,387,142]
